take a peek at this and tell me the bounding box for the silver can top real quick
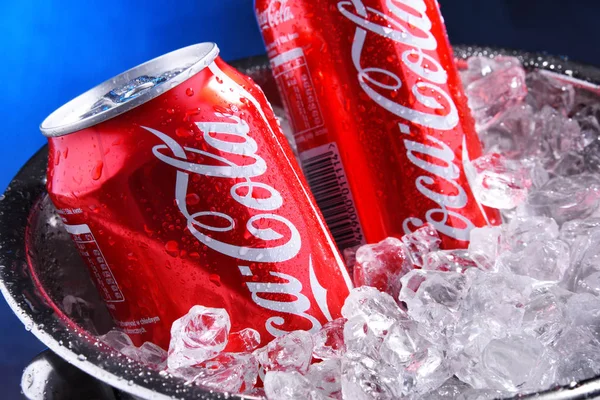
[40,43,220,137]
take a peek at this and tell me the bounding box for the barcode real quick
[300,143,365,252]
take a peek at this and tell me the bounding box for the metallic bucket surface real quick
[2,46,600,400]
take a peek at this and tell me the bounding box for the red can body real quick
[43,44,352,349]
[254,0,500,251]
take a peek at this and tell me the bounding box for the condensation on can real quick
[254,0,501,251]
[42,43,352,349]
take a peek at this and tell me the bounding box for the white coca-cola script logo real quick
[143,111,330,336]
[258,0,294,29]
[338,0,488,240]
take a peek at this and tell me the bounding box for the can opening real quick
[40,42,220,137]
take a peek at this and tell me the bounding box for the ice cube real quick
[560,218,600,245]
[523,287,570,346]
[341,287,406,333]
[227,328,261,353]
[138,342,167,369]
[578,271,600,297]
[526,71,575,114]
[502,216,559,252]
[552,325,599,355]
[565,292,600,328]
[424,377,471,400]
[556,350,600,386]
[399,270,470,345]
[307,359,342,399]
[167,306,231,369]
[552,326,600,385]
[461,269,532,339]
[496,239,570,282]
[478,103,536,158]
[401,223,442,267]
[574,104,600,148]
[554,151,588,177]
[404,346,453,395]
[255,331,313,374]
[379,320,427,366]
[99,330,134,352]
[477,335,557,392]
[400,270,470,315]
[188,352,259,393]
[460,56,522,87]
[465,153,533,209]
[534,106,583,168]
[465,61,527,130]
[263,371,321,400]
[341,356,404,399]
[468,226,502,271]
[423,250,478,273]
[343,315,384,360]
[313,318,346,360]
[523,174,600,225]
[563,228,600,293]
[120,345,141,361]
[583,140,600,174]
[380,321,453,394]
[353,238,413,299]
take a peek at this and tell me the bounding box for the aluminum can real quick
[41,43,352,349]
[254,0,501,251]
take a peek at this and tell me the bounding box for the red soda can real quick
[40,43,352,349]
[254,0,501,251]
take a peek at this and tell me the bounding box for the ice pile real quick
[95,57,600,399]
[462,56,600,217]
[99,306,263,393]
[262,217,600,399]
[99,330,168,369]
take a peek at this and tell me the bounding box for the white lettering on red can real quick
[143,111,327,335]
[338,0,482,241]
[258,0,295,30]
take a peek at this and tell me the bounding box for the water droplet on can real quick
[175,127,193,138]
[209,274,221,287]
[92,161,104,181]
[185,88,194,96]
[165,240,179,256]
[185,193,200,206]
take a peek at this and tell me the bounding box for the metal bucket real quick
[2,46,600,400]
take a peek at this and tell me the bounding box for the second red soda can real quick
[41,43,353,349]
[254,0,501,251]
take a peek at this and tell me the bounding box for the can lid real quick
[40,43,220,137]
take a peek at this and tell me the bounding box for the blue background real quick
[0,0,598,397]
